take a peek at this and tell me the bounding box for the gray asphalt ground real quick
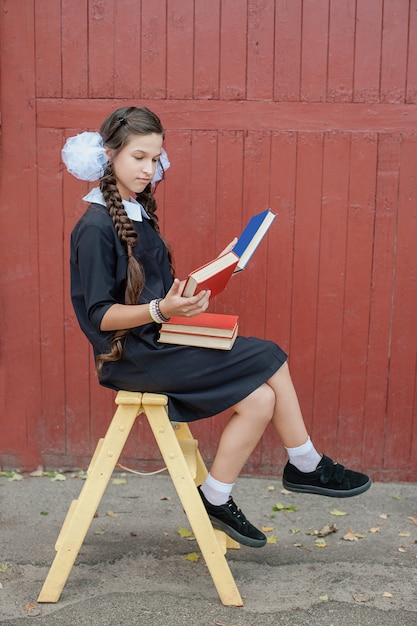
[0,472,416,626]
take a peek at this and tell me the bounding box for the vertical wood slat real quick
[0,0,41,466]
[34,0,62,98]
[327,0,356,102]
[141,0,167,99]
[167,0,194,99]
[274,0,302,102]
[337,134,378,465]
[88,0,115,98]
[290,133,324,434]
[313,132,351,452]
[194,0,220,99]
[62,0,88,98]
[114,0,142,98]
[379,0,410,104]
[219,0,247,100]
[37,127,66,454]
[363,134,400,471]
[406,0,417,104]
[384,135,417,468]
[300,0,330,102]
[353,0,383,103]
[246,0,275,101]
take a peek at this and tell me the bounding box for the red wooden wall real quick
[1,0,417,481]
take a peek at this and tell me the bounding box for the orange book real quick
[158,313,239,350]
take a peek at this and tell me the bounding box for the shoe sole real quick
[282,478,372,498]
[208,515,267,548]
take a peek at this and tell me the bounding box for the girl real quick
[64,106,371,549]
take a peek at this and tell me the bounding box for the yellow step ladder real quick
[38,391,242,606]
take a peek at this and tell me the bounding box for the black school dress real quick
[70,202,287,422]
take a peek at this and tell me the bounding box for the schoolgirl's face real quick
[106,133,164,200]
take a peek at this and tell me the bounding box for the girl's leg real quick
[265,361,310,448]
[209,383,275,484]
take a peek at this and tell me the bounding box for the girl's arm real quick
[100,279,210,331]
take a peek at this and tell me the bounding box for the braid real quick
[137,188,175,278]
[95,165,145,376]
[93,105,170,376]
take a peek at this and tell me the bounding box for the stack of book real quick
[158,313,239,350]
[158,208,277,350]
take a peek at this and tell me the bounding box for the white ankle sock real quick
[200,473,234,505]
[285,437,322,473]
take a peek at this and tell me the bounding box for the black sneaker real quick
[283,455,372,498]
[197,486,267,548]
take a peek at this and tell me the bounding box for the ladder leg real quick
[38,392,142,603]
[142,393,243,607]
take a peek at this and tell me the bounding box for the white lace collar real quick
[83,187,150,222]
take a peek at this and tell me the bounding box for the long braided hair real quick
[95,106,173,375]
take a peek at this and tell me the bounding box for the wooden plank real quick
[327,0,355,102]
[353,0,383,103]
[300,0,330,102]
[37,128,66,454]
[114,0,141,98]
[37,99,417,133]
[290,133,324,435]
[140,0,167,99]
[62,177,94,459]
[34,0,62,97]
[167,0,194,99]
[274,0,302,101]
[219,0,247,100]
[313,132,351,454]
[380,0,409,103]
[261,131,298,473]
[384,135,417,468]
[0,0,41,468]
[88,0,115,98]
[239,131,271,339]
[246,0,275,100]
[337,133,378,467]
[194,0,220,99]
[62,0,88,98]
[362,134,400,470]
[406,0,417,104]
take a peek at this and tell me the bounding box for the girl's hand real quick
[158,279,210,319]
[217,237,238,257]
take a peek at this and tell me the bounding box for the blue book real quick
[233,209,277,271]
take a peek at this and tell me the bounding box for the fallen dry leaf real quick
[261,526,275,532]
[407,516,417,526]
[267,484,275,491]
[330,508,347,516]
[369,527,381,533]
[315,538,327,548]
[399,532,410,537]
[353,592,372,603]
[342,529,359,541]
[379,513,389,520]
[319,594,329,602]
[398,546,406,553]
[316,523,337,537]
[178,527,193,538]
[383,591,393,598]
[106,510,118,518]
[184,552,199,562]
[266,535,277,544]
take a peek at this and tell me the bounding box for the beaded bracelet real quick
[149,298,170,324]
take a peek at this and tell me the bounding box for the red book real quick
[181,252,239,298]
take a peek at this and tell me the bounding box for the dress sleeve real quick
[71,213,126,332]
